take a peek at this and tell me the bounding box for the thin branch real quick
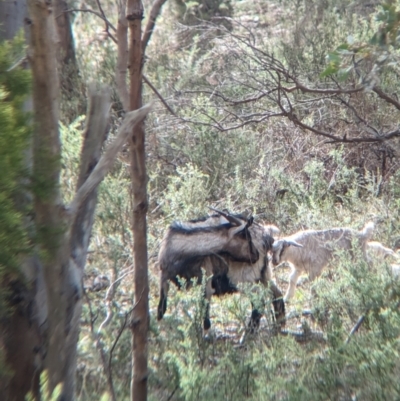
[142,0,168,52]
[95,0,118,43]
[181,112,285,132]
[286,110,400,143]
[64,9,116,32]
[166,385,179,401]
[182,89,274,105]
[108,309,130,374]
[143,75,177,116]
[98,269,133,333]
[373,87,400,111]
[338,96,380,136]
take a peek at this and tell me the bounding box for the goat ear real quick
[286,240,303,248]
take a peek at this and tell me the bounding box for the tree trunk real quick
[0,2,40,401]
[27,0,69,391]
[127,1,149,401]
[61,83,111,401]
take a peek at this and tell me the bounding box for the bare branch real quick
[182,88,274,105]
[142,0,168,52]
[373,87,400,111]
[64,9,116,32]
[67,102,153,218]
[143,74,177,116]
[283,82,364,95]
[287,112,400,144]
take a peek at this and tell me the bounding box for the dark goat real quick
[201,223,284,331]
[157,210,258,321]
[157,210,285,331]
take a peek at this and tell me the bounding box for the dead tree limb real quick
[67,102,153,219]
[61,83,112,400]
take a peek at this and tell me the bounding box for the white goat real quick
[366,241,400,280]
[367,241,398,260]
[391,264,400,278]
[271,222,375,301]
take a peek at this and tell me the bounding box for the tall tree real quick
[127,2,149,399]
[124,1,167,399]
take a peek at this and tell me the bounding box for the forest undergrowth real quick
[59,0,400,399]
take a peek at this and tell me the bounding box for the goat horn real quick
[208,207,243,226]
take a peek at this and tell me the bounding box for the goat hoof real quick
[203,317,211,331]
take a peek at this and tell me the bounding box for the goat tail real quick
[362,222,375,240]
[157,276,169,320]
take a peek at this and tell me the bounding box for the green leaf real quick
[321,64,339,77]
[326,52,341,64]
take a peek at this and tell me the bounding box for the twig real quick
[108,310,131,384]
[142,0,168,52]
[166,384,179,401]
[64,8,118,43]
[143,75,177,116]
[373,87,400,111]
[64,9,116,32]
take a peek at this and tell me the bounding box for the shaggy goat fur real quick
[366,241,400,279]
[202,222,284,330]
[157,213,284,330]
[271,222,375,301]
[157,213,259,322]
